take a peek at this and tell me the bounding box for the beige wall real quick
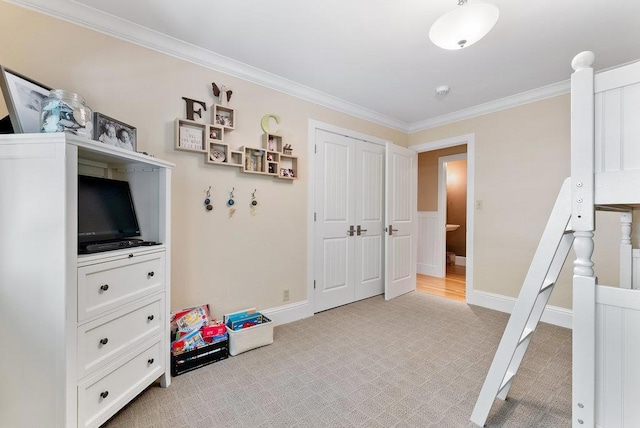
[2,3,627,315]
[0,3,408,318]
[410,95,624,309]
[446,160,467,257]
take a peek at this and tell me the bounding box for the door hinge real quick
[314,212,316,221]
[314,280,316,289]
[315,144,317,154]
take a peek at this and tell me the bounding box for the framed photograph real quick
[93,112,137,151]
[213,105,234,129]
[0,65,52,133]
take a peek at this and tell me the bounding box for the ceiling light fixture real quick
[429,0,499,50]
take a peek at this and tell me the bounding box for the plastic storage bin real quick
[224,309,273,356]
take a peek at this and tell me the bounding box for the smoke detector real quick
[435,85,450,96]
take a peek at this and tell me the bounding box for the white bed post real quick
[571,51,596,428]
[620,211,633,289]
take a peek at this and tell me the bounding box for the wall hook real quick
[204,186,213,211]
[227,187,235,206]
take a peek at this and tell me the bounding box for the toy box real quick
[171,333,228,376]
[224,308,273,356]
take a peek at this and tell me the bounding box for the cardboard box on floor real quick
[224,308,273,356]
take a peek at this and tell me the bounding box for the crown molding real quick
[5,0,574,135]
[5,0,411,133]
[408,79,571,133]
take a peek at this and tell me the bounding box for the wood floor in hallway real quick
[417,264,466,302]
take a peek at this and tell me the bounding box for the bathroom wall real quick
[417,145,467,211]
[446,159,467,257]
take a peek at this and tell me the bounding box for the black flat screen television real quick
[78,175,141,252]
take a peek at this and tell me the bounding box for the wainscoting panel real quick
[417,211,443,277]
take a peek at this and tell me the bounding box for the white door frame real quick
[411,133,475,302]
[438,153,467,276]
[307,119,391,316]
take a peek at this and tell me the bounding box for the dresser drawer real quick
[78,295,164,379]
[78,339,163,428]
[78,252,165,321]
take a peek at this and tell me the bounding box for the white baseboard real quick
[262,299,311,327]
[418,263,441,277]
[455,256,466,266]
[467,290,572,329]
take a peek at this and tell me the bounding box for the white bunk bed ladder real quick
[471,178,574,427]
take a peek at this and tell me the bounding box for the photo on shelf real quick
[93,113,137,151]
[0,65,52,133]
[215,111,233,127]
[280,168,295,178]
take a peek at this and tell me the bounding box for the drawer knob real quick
[100,391,109,399]
[148,271,155,278]
[147,358,154,365]
[147,315,154,321]
[99,338,109,346]
[99,284,109,292]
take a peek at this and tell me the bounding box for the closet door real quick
[314,130,384,312]
[354,142,385,301]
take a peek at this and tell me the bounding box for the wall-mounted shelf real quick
[207,141,243,167]
[175,118,206,153]
[278,154,298,180]
[241,146,279,176]
[213,105,235,130]
[262,133,297,179]
[174,118,299,180]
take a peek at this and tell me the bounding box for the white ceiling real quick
[13,0,640,132]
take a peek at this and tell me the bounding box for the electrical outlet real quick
[283,289,290,302]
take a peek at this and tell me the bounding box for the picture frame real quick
[213,105,234,129]
[93,112,137,152]
[0,65,52,133]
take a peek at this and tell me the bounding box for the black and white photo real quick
[93,112,136,151]
[215,111,233,127]
[0,65,51,133]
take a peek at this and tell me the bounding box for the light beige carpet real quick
[104,291,571,427]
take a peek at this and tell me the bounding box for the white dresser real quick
[0,133,173,428]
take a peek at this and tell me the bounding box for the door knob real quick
[388,225,399,236]
[356,225,367,236]
[347,225,355,236]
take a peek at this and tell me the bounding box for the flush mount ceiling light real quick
[429,0,499,50]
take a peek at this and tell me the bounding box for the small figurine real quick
[212,82,233,104]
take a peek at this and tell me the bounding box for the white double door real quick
[314,129,416,312]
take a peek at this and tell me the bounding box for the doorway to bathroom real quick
[414,136,473,302]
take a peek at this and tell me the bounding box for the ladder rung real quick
[499,371,515,394]
[539,280,555,294]
[518,327,534,346]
